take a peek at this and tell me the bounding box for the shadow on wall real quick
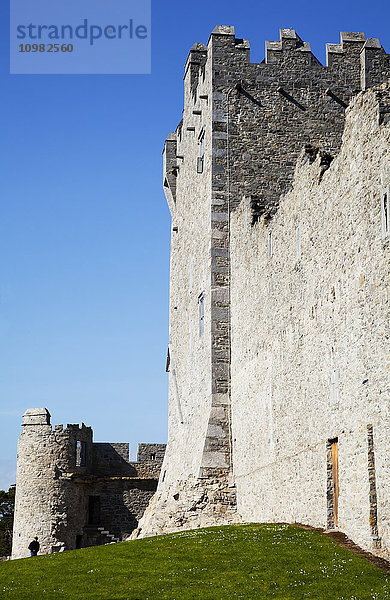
[92,444,137,477]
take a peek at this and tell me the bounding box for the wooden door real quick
[332,441,339,527]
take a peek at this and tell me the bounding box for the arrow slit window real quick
[198,292,205,337]
[381,186,390,239]
[197,129,205,173]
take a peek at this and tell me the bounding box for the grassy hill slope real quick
[1,524,389,599]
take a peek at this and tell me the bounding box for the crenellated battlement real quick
[21,408,92,437]
[184,27,389,85]
[170,27,390,220]
[361,38,390,90]
[65,423,91,433]
[326,31,366,66]
[265,28,319,65]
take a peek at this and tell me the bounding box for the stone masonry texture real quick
[11,408,165,558]
[230,87,390,559]
[136,26,390,562]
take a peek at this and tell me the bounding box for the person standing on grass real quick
[28,537,39,557]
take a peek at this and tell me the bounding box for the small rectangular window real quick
[197,130,205,173]
[198,292,205,337]
[381,187,390,239]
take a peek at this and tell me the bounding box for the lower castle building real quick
[11,408,165,558]
[135,27,390,561]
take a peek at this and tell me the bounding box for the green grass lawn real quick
[1,524,389,599]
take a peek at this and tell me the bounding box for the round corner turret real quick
[22,407,51,426]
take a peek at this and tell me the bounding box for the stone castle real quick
[12,408,165,558]
[12,26,390,561]
[134,26,390,560]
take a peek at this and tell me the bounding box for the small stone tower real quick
[12,408,93,558]
[12,408,165,558]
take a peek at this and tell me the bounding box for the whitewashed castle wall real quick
[162,48,213,489]
[138,28,390,554]
[230,88,390,558]
[137,47,217,535]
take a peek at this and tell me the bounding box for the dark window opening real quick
[382,189,389,238]
[88,496,101,526]
[150,453,156,460]
[197,130,205,173]
[198,292,205,338]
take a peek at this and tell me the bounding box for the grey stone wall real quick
[211,28,389,220]
[92,443,136,476]
[138,27,390,559]
[137,443,166,463]
[230,87,390,559]
[84,478,157,542]
[91,443,165,478]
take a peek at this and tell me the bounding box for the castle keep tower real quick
[137,26,390,559]
[12,408,165,558]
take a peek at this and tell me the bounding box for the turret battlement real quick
[182,27,389,97]
[21,408,92,436]
[265,28,317,64]
[165,27,390,222]
[326,31,366,65]
[22,407,51,426]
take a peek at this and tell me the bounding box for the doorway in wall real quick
[88,496,101,526]
[327,438,339,528]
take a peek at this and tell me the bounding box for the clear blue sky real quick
[1,0,389,490]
